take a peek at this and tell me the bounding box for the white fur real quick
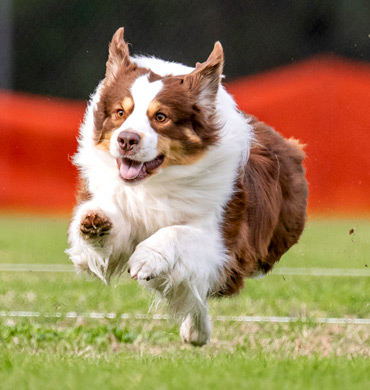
[110,75,164,162]
[66,55,253,345]
[132,56,193,77]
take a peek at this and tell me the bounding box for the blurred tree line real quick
[4,0,370,99]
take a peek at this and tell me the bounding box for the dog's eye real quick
[154,113,167,123]
[116,109,125,119]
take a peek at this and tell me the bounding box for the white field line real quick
[1,310,370,325]
[273,267,370,277]
[1,264,370,277]
[0,264,74,272]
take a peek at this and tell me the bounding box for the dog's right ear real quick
[106,27,131,78]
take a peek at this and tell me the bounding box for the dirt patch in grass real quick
[211,322,370,358]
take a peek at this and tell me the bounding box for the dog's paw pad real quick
[80,211,112,239]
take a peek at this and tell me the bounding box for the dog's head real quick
[93,28,224,184]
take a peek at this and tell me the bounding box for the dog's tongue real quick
[119,159,144,180]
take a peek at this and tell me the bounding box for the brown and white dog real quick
[67,28,308,346]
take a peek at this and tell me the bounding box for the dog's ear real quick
[183,42,224,106]
[106,27,131,78]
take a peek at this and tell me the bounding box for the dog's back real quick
[219,117,308,296]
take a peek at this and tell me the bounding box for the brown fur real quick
[93,30,222,170]
[68,176,92,246]
[71,29,308,308]
[94,30,154,147]
[152,43,224,156]
[93,65,149,146]
[156,135,207,168]
[122,97,134,115]
[154,78,220,153]
[217,117,308,296]
[147,100,162,119]
[75,176,91,205]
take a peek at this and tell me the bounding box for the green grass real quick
[1,216,369,269]
[0,215,370,389]
[1,351,369,390]
[1,272,370,318]
[279,219,370,269]
[0,215,68,264]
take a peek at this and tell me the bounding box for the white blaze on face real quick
[110,75,164,161]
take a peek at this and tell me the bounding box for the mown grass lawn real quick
[1,351,369,390]
[0,215,369,389]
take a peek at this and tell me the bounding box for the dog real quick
[67,28,308,346]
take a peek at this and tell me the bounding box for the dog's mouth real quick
[116,155,165,183]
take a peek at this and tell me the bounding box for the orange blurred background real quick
[1,55,370,217]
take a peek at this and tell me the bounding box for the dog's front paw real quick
[80,211,112,240]
[128,245,171,281]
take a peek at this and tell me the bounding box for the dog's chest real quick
[113,185,197,244]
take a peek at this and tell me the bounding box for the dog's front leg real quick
[66,199,129,282]
[128,224,226,345]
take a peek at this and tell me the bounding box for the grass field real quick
[0,215,369,389]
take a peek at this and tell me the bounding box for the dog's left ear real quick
[106,27,131,79]
[184,42,224,105]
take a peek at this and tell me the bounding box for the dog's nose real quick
[117,131,141,152]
